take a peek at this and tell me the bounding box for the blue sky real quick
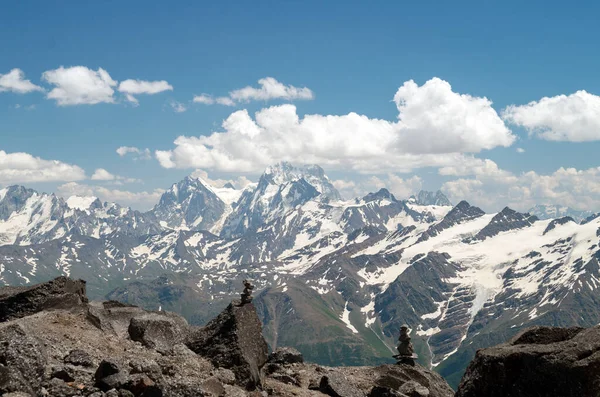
[2,0,600,211]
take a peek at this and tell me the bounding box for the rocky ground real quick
[0,277,453,397]
[3,277,599,397]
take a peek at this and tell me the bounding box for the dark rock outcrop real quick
[474,207,538,241]
[456,325,600,397]
[64,349,95,367]
[268,347,304,365]
[95,359,128,391]
[0,276,87,322]
[186,302,269,390]
[417,201,484,243]
[542,216,575,235]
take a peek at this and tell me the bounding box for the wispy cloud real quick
[193,77,314,107]
[169,100,188,113]
[116,146,152,160]
[91,168,141,184]
[118,79,173,104]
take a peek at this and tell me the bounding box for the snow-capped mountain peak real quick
[262,161,341,201]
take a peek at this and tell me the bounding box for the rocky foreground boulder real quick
[186,301,269,390]
[0,276,87,322]
[456,325,600,397]
[0,277,456,396]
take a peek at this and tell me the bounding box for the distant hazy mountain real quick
[409,190,452,206]
[528,204,593,223]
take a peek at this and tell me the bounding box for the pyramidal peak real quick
[262,161,341,201]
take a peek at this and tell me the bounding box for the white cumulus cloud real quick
[502,90,600,142]
[42,66,117,106]
[0,150,86,184]
[91,168,115,181]
[157,78,515,174]
[57,182,163,211]
[118,79,173,104]
[190,169,253,189]
[393,78,514,153]
[0,69,44,94]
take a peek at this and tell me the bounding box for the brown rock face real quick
[0,276,87,322]
[186,301,269,390]
[456,325,600,397]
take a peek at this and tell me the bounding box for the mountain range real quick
[1,161,599,388]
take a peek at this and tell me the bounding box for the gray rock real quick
[95,359,128,392]
[186,302,268,390]
[42,378,81,397]
[456,325,600,397]
[95,359,122,379]
[398,381,429,397]
[51,366,76,382]
[64,349,95,367]
[368,386,406,397]
[319,373,364,397]
[3,392,35,397]
[510,325,583,345]
[124,373,160,396]
[201,377,226,396]
[223,384,249,397]
[373,365,452,397]
[128,358,162,379]
[0,324,47,392]
[128,313,189,353]
[87,301,148,338]
[97,373,129,392]
[214,368,236,385]
[267,347,304,365]
[0,364,35,395]
[0,277,88,322]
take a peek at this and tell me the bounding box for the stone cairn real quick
[394,324,417,365]
[240,279,254,304]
